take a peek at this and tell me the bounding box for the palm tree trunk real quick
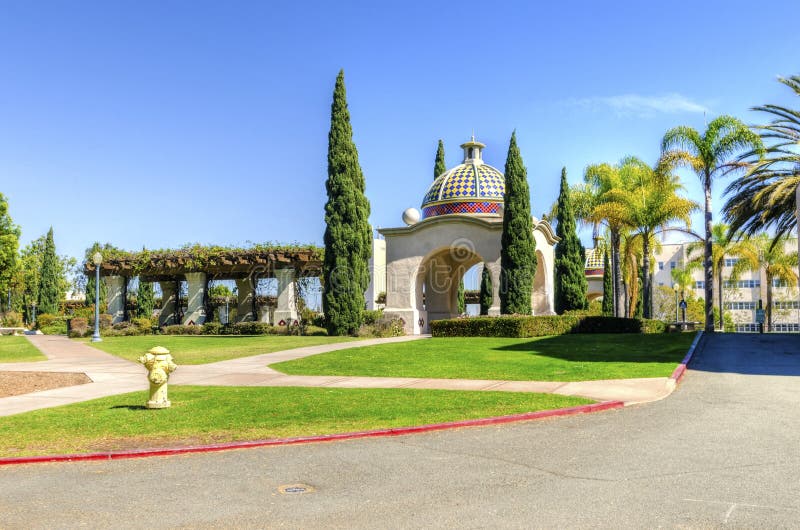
[717,267,724,331]
[611,230,623,318]
[704,181,715,332]
[766,273,773,331]
[642,234,651,319]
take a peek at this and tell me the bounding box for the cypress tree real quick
[434,139,446,180]
[499,132,536,315]
[137,279,155,319]
[479,264,493,316]
[601,250,613,316]
[37,227,60,315]
[0,194,20,308]
[323,70,372,336]
[457,278,465,314]
[554,167,588,313]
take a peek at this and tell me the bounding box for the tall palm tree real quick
[661,116,764,332]
[686,223,755,330]
[592,159,698,318]
[724,76,800,240]
[581,157,644,318]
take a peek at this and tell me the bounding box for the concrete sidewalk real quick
[0,334,677,418]
[0,335,145,417]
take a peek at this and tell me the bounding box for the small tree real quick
[499,132,536,314]
[0,193,20,310]
[554,167,588,313]
[479,265,493,316]
[601,250,613,316]
[37,228,60,315]
[434,139,446,180]
[137,279,155,318]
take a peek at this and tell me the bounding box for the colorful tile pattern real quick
[422,201,501,217]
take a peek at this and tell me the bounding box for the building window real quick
[735,323,761,333]
[724,258,740,267]
[658,282,664,287]
[773,300,800,309]
[773,279,789,288]
[772,323,800,332]
[670,261,676,270]
[658,262,664,271]
[723,279,760,289]
[724,301,757,310]
[694,281,704,289]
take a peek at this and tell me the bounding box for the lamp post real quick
[672,283,679,324]
[31,301,37,326]
[91,252,103,343]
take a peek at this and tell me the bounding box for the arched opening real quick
[532,250,549,315]
[415,246,483,329]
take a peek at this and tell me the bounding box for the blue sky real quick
[1,0,799,265]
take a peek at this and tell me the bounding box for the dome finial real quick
[460,134,486,164]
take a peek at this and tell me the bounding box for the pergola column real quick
[158,281,178,326]
[104,275,126,324]
[235,278,256,323]
[487,261,502,316]
[273,268,297,325]
[183,272,207,325]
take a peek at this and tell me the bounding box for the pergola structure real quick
[85,246,323,326]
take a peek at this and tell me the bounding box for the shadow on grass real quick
[491,334,693,363]
[109,405,148,411]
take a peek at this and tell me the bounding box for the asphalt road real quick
[1,333,799,529]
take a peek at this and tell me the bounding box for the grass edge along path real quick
[273,333,697,382]
[0,336,47,363]
[0,386,593,458]
[80,335,367,365]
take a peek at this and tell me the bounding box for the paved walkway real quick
[0,334,679,417]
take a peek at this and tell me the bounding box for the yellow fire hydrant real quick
[138,346,178,409]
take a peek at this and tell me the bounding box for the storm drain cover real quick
[278,483,316,495]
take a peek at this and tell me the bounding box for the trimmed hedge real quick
[430,315,667,338]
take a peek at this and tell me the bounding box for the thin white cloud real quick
[569,93,710,116]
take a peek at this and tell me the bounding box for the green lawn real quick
[0,386,592,457]
[273,333,696,381]
[0,336,47,363]
[81,335,366,364]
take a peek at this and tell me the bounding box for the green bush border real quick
[430,315,667,338]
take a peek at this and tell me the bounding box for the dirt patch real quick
[0,372,92,398]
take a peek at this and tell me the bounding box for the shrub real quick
[132,317,154,333]
[2,311,23,327]
[162,324,203,335]
[40,324,67,335]
[70,317,89,337]
[304,325,328,336]
[362,309,384,326]
[36,313,66,329]
[231,322,276,335]
[88,314,113,330]
[203,322,223,335]
[358,315,405,338]
[430,315,668,338]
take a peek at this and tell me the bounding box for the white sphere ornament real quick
[402,208,421,226]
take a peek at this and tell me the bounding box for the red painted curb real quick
[0,401,623,466]
[669,331,704,383]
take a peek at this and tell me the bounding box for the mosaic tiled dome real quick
[421,137,505,218]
